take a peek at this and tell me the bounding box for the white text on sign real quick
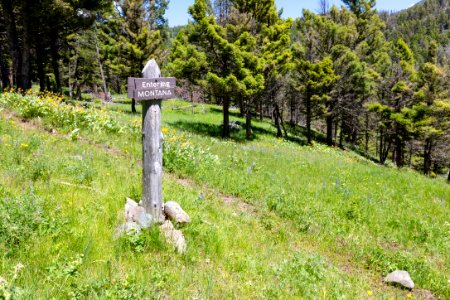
[141,81,172,89]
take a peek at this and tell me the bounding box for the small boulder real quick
[124,198,153,227]
[134,210,153,228]
[384,270,414,289]
[124,198,139,221]
[160,220,187,254]
[164,201,191,224]
[114,221,142,239]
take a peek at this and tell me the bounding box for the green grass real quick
[0,94,449,299]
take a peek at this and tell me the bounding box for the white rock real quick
[135,211,153,228]
[124,198,153,228]
[160,220,187,254]
[384,270,414,289]
[125,198,139,221]
[164,201,191,224]
[126,197,138,207]
[114,221,142,239]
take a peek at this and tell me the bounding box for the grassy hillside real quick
[0,92,449,299]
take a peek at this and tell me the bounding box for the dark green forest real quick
[0,0,449,179]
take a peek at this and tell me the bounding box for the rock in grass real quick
[124,198,152,228]
[160,220,186,254]
[114,221,142,239]
[135,210,153,228]
[124,198,139,222]
[164,201,191,224]
[384,270,414,289]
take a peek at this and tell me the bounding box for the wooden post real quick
[141,59,164,222]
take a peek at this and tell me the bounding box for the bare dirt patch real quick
[413,289,436,300]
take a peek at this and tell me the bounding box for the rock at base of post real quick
[114,221,142,239]
[160,220,187,254]
[163,201,191,224]
[116,198,188,254]
[125,197,153,228]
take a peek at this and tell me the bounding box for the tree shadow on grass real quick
[167,119,276,143]
[286,124,326,145]
[167,118,331,148]
[210,107,243,118]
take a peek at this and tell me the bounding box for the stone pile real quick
[115,198,190,254]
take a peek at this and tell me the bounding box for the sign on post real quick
[127,77,176,100]
[127,59,176,223]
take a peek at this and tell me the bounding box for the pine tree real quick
[100,0,166,112]
[260,17,292,138]
[292,42,339,145]
[413,41,449,174]
[167,27,208,106]
[169,0,275,139]
[368,38,416,165]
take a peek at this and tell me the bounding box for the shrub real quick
[0,91,123,134]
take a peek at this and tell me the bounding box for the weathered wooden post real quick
[128,59,176,223]
[141,60,163,222]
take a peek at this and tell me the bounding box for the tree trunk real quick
[245,108,252,140]
[36,43,46,92]
[375,130,379,159]
[447,167,450,183]
[274,103,283,138]
[334,119,339,142]
[280,105,288,137]
[306,91,312,145]
[259,98,263,121]
[290,92,296,125]
[408,142,413,167]
[68,60,72,99]
[222,96,230,138]
[0,48,10,90]
[46,75,51,91]
[365,112,369,154]
[190,87,194,114]
[1,0,21,89]
[94,32,109,102]
[423,138,433,175]
[73,54,81,100]
[379,127,384,163]
[351,120,358,145]
[395,133,403,167]
[326,114,333,146]
[132,99,137,113]
[238,97,244,117]
[51,43,62,93]
[20,2,31,90]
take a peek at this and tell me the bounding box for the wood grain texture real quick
[140,59,164,222]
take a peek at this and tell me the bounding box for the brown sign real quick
[127,77,176,100]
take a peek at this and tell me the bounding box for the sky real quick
[166,0,421,27]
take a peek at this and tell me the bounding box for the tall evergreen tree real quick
[368,38,416,166]
[169,0,282,139]
[99,0,167,111]
[413,41,449,174]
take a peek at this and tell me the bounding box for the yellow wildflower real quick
[20,143,29,148]
[367,291,373,297]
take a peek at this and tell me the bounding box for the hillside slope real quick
[382,0,450,62]
[0,93,449,298]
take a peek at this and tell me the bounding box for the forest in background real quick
[0,0,449,179]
